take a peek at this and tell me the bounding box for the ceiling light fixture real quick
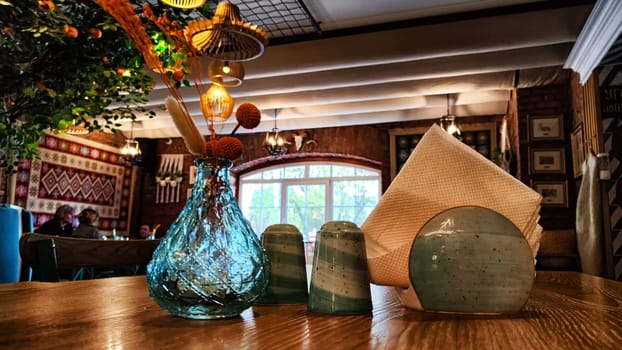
[200,83,234,122]
[66,119,89,135]
[160,0,206,9]
[185,1,269,61]
[264,109,288,157]
[121,121,142,160]
[439,94,461,137]
[208,60,245,87]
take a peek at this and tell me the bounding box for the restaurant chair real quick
[535,229,580,271]
[19,233,160,282]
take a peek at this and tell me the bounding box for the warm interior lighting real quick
[121,139,142,157]
[121,121,141,160]
[439,94,461,137]
[160,0,206,9]
[264,109,288,157]
[222,62,231,74]
[185,1,269,61]
[96,0,267,146]
[66,119,89,135]
[207,60,245,87]
[200,84,234,122]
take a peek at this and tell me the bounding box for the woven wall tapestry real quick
[14,134,132,234]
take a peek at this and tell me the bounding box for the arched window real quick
[239,162,381,240]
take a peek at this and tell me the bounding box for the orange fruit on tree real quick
[63,24,78,39]
[89,28,102,39]
[172,69,185,81]
[38,0,55,12]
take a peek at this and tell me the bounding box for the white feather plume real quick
[165,96,205,155]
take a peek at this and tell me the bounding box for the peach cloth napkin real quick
[361,124,542,287]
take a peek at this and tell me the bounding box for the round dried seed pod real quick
[235,103,261,129]
[214,136,244,160]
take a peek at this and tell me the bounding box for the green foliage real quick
[0,0,154,175]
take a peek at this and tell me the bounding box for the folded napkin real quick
[361,124,542,288]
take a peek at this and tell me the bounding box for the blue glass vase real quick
[147,157,269,319]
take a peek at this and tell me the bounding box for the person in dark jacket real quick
[34,204,75,237]
[73,208,103,239]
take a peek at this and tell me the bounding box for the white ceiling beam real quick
[564,0,622,84]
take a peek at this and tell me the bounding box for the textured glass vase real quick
[147,157,269,319]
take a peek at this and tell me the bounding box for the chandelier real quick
[121,121,141,161]
[264,109,288,157]
[439,94,461,137]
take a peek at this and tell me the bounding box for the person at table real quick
[73,208,104,239]
[139,223,160,240]
[34,204,75,237]
[139,224,151,239]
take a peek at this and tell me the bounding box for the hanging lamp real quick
[66,119,89,135]
[439,94,461,137]
[264,109,288,156]
[208,60,245,87]
[121,121,142,160]
[160,0,206,9]
[185,1,269,61]
[200,83,234,122]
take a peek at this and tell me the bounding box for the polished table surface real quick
[0,271,621,349]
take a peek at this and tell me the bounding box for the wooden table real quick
[0,271,621,349]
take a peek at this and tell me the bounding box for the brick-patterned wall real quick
[518,84,576,230]
[134,124,390,236]
[134,118,504,236]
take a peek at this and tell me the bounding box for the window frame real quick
[237,161,381,238]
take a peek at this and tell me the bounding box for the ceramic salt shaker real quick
[257,224,309,304]
[308,221,372,314]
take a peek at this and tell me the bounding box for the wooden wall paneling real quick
[507,88,521,179]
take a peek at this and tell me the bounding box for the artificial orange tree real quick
[0,0,155,182]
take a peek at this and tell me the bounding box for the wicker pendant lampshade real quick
[200,84,234,122]
[185,1,269,61]
[208,60,245,87]
[160,0,206,9]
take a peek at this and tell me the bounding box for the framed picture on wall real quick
[388,122,498,179]
[570,124,585,178]
[529,115,564,141]
[530,147,565,174]
[531,180,568,207]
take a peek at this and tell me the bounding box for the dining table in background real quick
[0,271,621,349]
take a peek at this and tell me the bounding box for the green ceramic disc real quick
[409,206,535,314]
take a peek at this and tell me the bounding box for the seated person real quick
[34,204,75,237]
[73,208,104,239]
[139,224,151,239]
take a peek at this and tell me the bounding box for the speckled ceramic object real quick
[308,221,372,314]
[406,206,535,314]
[257,224,308,304]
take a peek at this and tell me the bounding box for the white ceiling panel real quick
[118,1,601,139]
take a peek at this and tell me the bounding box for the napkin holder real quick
[361,125,542,314]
